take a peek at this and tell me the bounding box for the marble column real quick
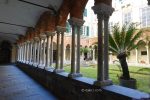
[38,38,42,67]
[59,26,66,71]
[92,48,95,62]
[22,43,24,62]
[68,18,84,78]
[29,40,33,65]
[76,20,84,76]
[135,48,138,64]
[17,45,20,61]
[104,15,110,80]
[54,26,64,73]
[54,31,59,72]
[36,38,40,67]
[25,42,28,63]
[92,3,114,86]
[32,39,36,66]
[26,41,30,64]
[68,18,76,77]
[43,38,46,67]
[146,45,150,64]
[45,32,51,69]
[64,49,66,62]
[22,44,24,62]
[24,42,27,63]
[38,34,46,68]
[50,33,55,67]
[20,44,23,62]
[33,37,39,67]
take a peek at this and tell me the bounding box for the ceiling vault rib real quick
[0,21,32,28]
[18,0,57,14]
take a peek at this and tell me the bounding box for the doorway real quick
[0,41,12,64]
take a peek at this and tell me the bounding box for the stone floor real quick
[0,64,58,100]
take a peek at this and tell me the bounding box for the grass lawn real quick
[64,64,150,93]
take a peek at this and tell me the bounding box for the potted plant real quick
[109,23,142,89]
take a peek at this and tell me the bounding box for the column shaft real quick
[70,25,76,74]
[104,16,109,80]
[45,36,50,67]
[29,41,33,64]
[43,39,46,66]
[76,26,81,73]
[60,32,64,69]
[135,49,138,64]
[55,32,60,69]
[26,42,30,64]
[50,36,54,66]
[37,40,40,66]
[33,40,37,66]
[146,46,150,64]
[24,43,27,63]
[97,16,104,81]
[38,38,43,67]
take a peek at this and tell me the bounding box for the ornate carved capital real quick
[56,26,66,33]
[68,17,85,27]
[39,34,46,39]
[34,37,40,41]
[92,3,114,19]
[45,31,56,36]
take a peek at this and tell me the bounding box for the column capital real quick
[34,36,40,41]
[56,26,66,33]
[92,3,114,18]
[26,40,30,43]
[68,17,85,27]
[39,34,46,39]
[45,31,56,36]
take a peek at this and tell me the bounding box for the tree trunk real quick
[117,53,130,80]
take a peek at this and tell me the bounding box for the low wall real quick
[16,63,150,100]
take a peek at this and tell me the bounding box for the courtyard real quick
[64,64,150,93]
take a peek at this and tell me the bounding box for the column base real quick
[38,64,45,69]
[68,73,83,78]
[26,61,30,64]
[33,63,38,67]
[29,62,33,65]
[53,69,65,73]
[94,79,113,86]
[44,66,54,69]
[44,67,54,71]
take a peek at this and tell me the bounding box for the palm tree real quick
[109,23,142,80]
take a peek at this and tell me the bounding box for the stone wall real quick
[16,63,150,100]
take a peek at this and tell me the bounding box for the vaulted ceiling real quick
[0,0,63,43]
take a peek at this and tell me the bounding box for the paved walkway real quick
[0,65,58,100]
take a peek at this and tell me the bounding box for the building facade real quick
[109,0,150,65]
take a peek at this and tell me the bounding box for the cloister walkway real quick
[0,64,58,100]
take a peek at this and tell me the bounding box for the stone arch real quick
[44,11,56,32]
[57,0,71,27]
[70,0,88,19]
